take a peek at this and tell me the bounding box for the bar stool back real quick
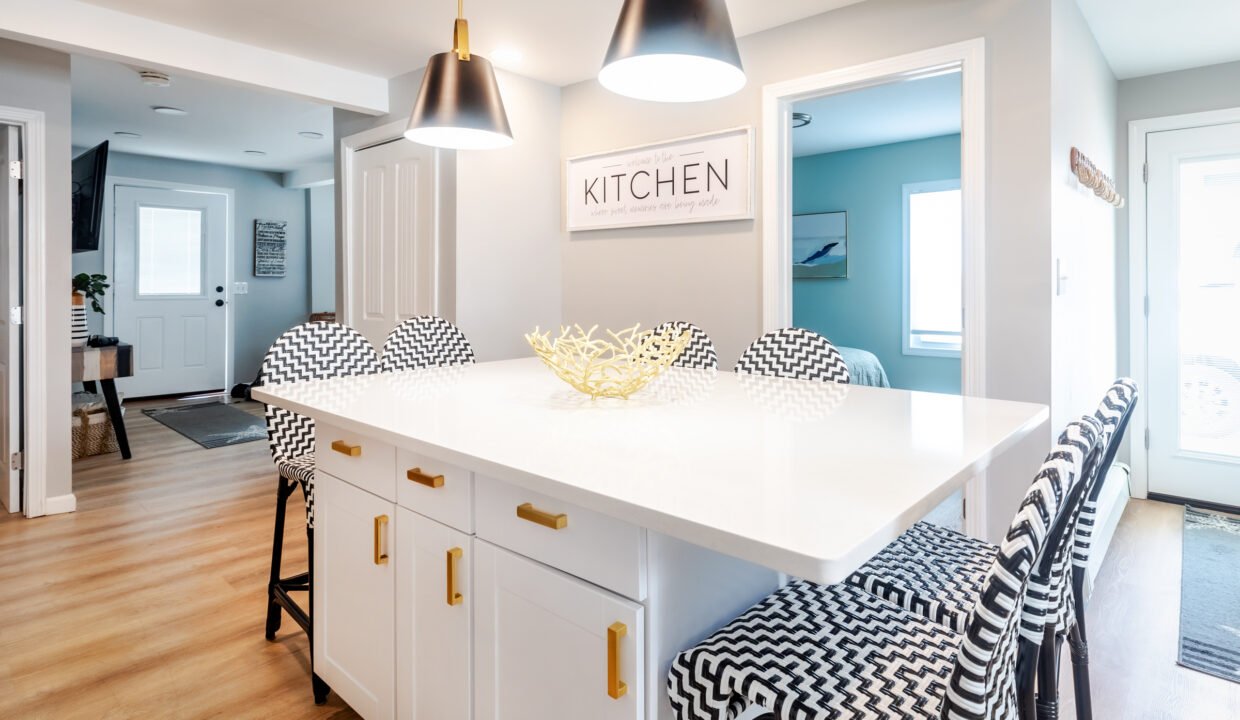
[734,327,850,383]
[381,315,475,372]
[653,321,719,370]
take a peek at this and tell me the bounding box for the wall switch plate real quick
[233,282,249,295]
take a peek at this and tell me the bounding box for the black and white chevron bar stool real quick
[668,418,1102,720]
[653,321,719,370]
[260,321,381,705]
[380,315,475,372]
[734,327,850,383]
[842,379,1136,720]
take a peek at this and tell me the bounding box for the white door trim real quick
[0,105,48,517]
[760,38,988,537]
[102,176,236,394]
[1125,105,1240,499]
[339,121,452,331]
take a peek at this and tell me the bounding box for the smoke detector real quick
[139,70,171,88]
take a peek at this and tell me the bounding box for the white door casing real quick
[0,125,21,513]
[346,137,440,349]
[1145,122,1240,507]
[112,185,228,398]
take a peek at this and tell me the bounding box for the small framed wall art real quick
[792,211,847,279]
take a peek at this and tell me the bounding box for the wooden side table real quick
[72,343,133,460]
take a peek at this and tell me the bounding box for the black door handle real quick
[216,286,224,293]
[215,299,225,307]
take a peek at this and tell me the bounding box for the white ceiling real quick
[75,0,867,87]
[72,55,334,172]
[791,71,961,157]
[1076,0,1240,79]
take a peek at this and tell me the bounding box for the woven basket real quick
[72,407,118,459]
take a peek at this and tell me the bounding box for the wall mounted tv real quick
[72,140,109,253]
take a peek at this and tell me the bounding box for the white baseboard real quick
[1084,463,1130,599]
[44,493,77,515]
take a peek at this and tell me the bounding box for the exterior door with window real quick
[113,185,228,398]
[1146,123,1240,507]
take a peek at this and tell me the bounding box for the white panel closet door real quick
[348,139,438,349]
[1146,122,1240,507]
[0,125,20,512]
[113,185,228,398]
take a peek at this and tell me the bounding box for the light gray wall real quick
[0,38,74,501]
[308,184,335,313]
[332,69,563,362]
[1115,59,1240,378]
[559,0,1053,542]
[72,151,311,384]
[1049,0,1118,431]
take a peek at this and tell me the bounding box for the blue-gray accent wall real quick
[792,134,962,394]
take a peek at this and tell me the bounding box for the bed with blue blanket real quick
[837,346,890,388]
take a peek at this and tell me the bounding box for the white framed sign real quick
[565,126,754,231]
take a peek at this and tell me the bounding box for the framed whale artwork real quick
[793,211,847,279]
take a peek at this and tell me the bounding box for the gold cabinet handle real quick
[331,440,361,457]
[407,467,445,489]
[516,502,567,530]
[373,515,389,565]
[607,621,628,700]
[446,546,463,606]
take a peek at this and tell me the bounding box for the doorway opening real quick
[0,122,23,515]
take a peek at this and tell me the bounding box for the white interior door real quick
[1147,123,1240,507]
[0,125,21,513]
[347,139,439,348]
[113,185,228,398]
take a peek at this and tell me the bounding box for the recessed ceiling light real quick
[792,112,813,128]
[139,70,171,88]
[243,150,268,156]
[298,131,324,140]
[152,106,188,116]
[113,131,143,138]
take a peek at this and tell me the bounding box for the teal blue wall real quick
[792,134,961,394]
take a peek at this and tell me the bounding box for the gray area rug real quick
[1179,505,1240,684]
[143,402,266,449]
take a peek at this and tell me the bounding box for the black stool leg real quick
[265,476,295,641]
[1069,569,1093,720]
[1035,626,1062,720]
[307,523,331,705]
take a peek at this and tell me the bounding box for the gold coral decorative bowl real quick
[525,324,691,399]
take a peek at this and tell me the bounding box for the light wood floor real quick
[2,403,1236,718]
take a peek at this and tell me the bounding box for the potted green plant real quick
[71,272,108,347]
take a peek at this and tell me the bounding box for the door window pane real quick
[138,206,203,296]
[904,183,963,356]
[1177,156,1240,458]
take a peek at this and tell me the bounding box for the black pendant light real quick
[405,0,513,150]
[599,0,746,103]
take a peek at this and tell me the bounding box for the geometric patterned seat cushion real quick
[276,453,316,525]
[845,521,996,635]
[381,315,475,373]
[653,321,719,370]
[734,328,850,384]
[668,581,960,720]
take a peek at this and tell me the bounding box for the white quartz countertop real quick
[253,358,1048,583]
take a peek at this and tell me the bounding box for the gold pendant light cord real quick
[453,0,471,61]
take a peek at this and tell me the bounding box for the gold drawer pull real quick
[373,515,389,565]
[607,621,628,700]
[331,440,361,457]
[446,547,463,606]
[407,467,445,489]
[516,502,567,530]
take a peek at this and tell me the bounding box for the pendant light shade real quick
[405,2,513,150]
[599,0,746,103]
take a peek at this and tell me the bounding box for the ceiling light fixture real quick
[152,106,188,116]
[404,0,513,150]
[243,150,268,156]
[792,112,813,128]
[298,131,325,140]
[599,0,746,103]
[113,131,142,139]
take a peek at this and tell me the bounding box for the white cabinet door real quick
[396,508,472,720]
[474,541,645,720]
[315,472,397,720]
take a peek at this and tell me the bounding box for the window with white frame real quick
[903,180,963,357]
